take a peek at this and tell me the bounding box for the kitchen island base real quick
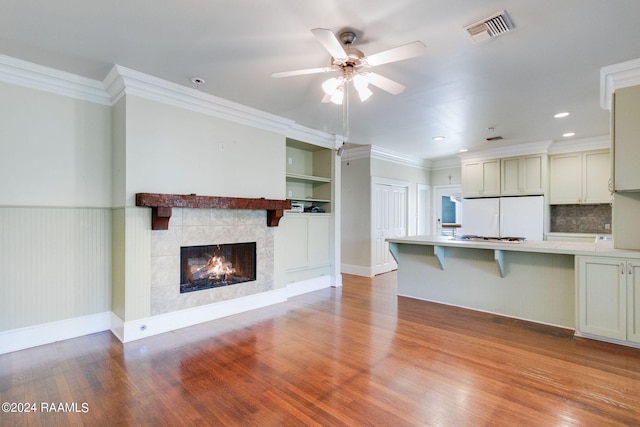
[391,242,576,329]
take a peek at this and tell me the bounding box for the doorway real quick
[433,185,462,237]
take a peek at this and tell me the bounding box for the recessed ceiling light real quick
[554,112,570,118]
[562,132,576,137]
[459,148,468,153]
[432,136,445,141]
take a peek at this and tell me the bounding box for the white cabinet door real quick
[501,157,521,195]
[521,155,545,194]
[462,160,500,197]
[613,85,640,191]
[577,256,627,341]
[482,160,501,197]
[461,162,483,197]
[281,214,310,271]
[549,153,582,204]
[280,213,332,271]
[627,261,640,343]
[501,155,545,196]
[308,215,331,267]
[583,150,611,204]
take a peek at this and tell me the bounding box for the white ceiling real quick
[3,0,640,160]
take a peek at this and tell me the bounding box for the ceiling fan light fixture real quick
[322,77,341,95]
[330,88,344,104]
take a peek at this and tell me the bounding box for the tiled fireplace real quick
[150,208,274,316]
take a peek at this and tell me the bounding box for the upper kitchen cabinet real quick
[613,85,640,191]
[501,154,546,196]
[549,150,610,204]
[461,159,500,198]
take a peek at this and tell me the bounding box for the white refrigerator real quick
[460,196,544,240]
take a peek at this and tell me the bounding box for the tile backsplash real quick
[550,204,612,234]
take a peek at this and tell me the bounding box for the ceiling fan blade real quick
[367,72,406,95]
[311,28,348,62]
[364,41,426,67]
[321,93,331,103]
[271,66,333,78]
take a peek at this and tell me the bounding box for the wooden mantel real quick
[135,193,291,230]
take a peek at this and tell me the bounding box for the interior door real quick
[373,182,407,275]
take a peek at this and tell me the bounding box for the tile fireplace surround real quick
[150,208,274,316]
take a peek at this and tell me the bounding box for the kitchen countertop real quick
[386,235,640,259]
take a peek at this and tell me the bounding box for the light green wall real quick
[0,83,113,332]
[430,166,462,186]
[371,158,430,184]
[341,157,372,268]
[124,96,286,206]
[0,82,112,207]
[111,97,127,208]
[0,80,291,332]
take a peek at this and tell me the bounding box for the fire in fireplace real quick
[180,242,256,293]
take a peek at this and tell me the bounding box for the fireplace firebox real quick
[180,242,256,293]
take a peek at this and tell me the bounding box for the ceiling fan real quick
[272,28,426,104]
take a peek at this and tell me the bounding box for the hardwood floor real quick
[2,272,640,426]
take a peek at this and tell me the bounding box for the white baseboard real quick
[0,312,111,355]
[112,288,289,343]
[4,275,340,351]
[332,273,343,288]
[111,275,336,343]
[574,331,640,349]
[286,275,333,297]
[341,263,374,277]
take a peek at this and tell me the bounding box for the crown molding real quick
[342,144,431,169]
[288,124,341,150]
[460,140,553,162]
[600,57,640,110]
[548,135,610,154]
[0,54,112,105]
[0,54,337,146]
[104,65,339,147]
[371,145,431,169]
[104,65,300,136]
[104,65,340,148]
[341,144,372,162]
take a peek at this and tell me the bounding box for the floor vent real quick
[465,10,515,44]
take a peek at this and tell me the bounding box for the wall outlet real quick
[288,157,292,165]
[605,223,611,230]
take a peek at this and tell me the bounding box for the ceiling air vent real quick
[465,10,515,44]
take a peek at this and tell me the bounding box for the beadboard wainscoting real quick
[0,207,112,332]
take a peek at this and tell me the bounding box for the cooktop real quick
[455,235,526,243]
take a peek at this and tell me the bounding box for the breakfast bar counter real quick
[386,236,640,330]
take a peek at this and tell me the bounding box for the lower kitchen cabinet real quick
[577,256,640,343]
